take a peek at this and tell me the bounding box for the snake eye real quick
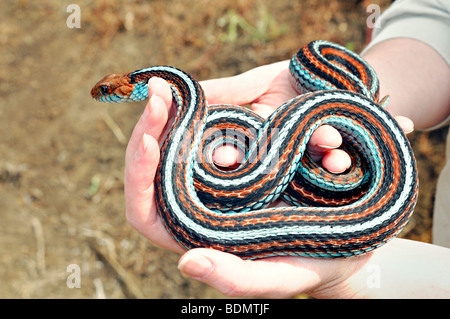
[100,85,109,95]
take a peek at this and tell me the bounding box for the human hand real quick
[124,61,415,298]
[123,61,347,255]
[123,94,366,298]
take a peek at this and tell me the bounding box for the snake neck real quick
[146,67,209,211]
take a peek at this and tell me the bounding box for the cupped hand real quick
[124,61,414,298]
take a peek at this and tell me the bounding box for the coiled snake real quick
[91,40,418,259]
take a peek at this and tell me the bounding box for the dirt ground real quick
[1,0,447,298]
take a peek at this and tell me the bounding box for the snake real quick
[91,40,419,259]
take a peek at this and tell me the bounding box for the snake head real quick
[91,73,135,102]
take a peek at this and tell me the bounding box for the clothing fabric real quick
[362,0,450,247]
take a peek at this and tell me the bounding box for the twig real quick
[101,110,127,145]
[88,236,145,299]
[93,278,107,299]
[31,217,46,275]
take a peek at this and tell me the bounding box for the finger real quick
[212,145,243,169]
[147,77,173,108]
[124,93,183,253]
[124,132,184,253]
[306,115,413,174]
[307,125,343,161]
[213,126,350,173]
[250,103,279,119]
[178,248,324,298]
[125,94,169,166]
[395,115,414,134]
[321,149,352,174]
[307,125,350,174]
[200,61,290,106]
[147,77,177,145]
[125,132,159,225]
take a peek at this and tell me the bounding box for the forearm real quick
[344,238,450,298]
[362,38,450,130]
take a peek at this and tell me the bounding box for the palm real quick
[244,68,299,116]
[202,61,298,117]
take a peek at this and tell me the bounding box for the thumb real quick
[124,93,183,253]
[177,248,323,298]
[124,94,166,232]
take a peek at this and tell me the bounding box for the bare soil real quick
[0,0,447,298]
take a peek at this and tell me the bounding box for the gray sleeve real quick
[361,0,450,66]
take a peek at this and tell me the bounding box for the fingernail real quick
[327,167,347,174]
[395,116,414,134]
[143,94,156,118]
[135,133,150,160]
[316,144,337,150]
[178,253,214,279]
[149,93,158,108]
